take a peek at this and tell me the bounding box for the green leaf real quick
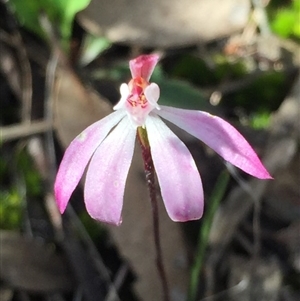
[9,0,91,51]
[58,0,91,44]
[151,67,208,110]
[188,171,230,301]
[0,189,23,230]
[79,34,111,66]
[249,111,271,129]
[169,55,216,86]
[272,10,297,37]
[270,0,300,38]
[16,151,43,197]
[155,77,210,111]
[9,0,42,37]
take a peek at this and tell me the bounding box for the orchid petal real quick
[54,110,126,213]
[146,115,204,222]
[158,106,272,179]
[144,83,161,110]
[113,83,129,110]
[129,54,159,81]
[84,117,136,225]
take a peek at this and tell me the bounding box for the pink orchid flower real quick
[54,54,271,225]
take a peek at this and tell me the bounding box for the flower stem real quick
[187,171,230,301]
[137,127,170,301]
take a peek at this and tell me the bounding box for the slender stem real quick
[188,171,230,301]
[137,127,170,301]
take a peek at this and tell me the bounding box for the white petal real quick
[114,83,130,110]
[144,83,160,110]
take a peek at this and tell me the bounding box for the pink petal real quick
[84,117,136,225]
[54,110,126,213]
[158,106,272,179]
[145,115,204,222]
[129,54,160,81]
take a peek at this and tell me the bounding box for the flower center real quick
[127,77,148,109]
[114,76,160,127]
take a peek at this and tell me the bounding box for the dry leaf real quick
[78,0,251,47]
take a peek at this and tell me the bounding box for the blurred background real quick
[0,0,299,300]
